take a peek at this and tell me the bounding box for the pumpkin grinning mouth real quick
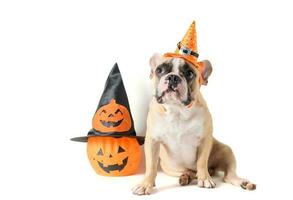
[100,119,123,127]
[97,157,128,173]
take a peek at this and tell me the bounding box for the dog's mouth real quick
[156,85,192,106]
[156,88,180,104]
[97,157,128,173]
[100,119,123,127]
[166,86,178,93]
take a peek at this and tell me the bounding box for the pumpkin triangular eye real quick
[118,146,125,153]
[99,110,107,116]
[97,148,103,156]
[115,109,123,115]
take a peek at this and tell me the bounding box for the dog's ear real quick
[199,60,213,85]
[149,53,163,79]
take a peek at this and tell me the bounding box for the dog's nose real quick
[166,74,181,87]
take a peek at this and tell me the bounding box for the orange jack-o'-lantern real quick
[92,99,132,133]
[87,136,141,176]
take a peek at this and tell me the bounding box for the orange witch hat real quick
[164,21,205,84]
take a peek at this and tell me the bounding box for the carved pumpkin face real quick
[92,99,132,133]
[87,137,141,176]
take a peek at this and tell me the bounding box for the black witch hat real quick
[71,63,144,145]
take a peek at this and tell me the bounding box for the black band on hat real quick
[177,42,199,58]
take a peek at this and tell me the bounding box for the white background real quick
[1,0,293,199]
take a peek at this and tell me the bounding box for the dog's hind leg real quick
[209,139,256,190]
[210,139,256,190]
[224,170,256,190]
[223,154,256,190]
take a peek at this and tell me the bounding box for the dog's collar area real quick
[177,42,199,58]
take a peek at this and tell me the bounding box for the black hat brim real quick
[70,135,145,145]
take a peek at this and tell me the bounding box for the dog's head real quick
[149,53,212,106]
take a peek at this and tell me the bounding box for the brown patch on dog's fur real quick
[179,170,197,186]
[179,173,191,186]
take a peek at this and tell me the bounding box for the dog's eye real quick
[186,70,194,79]
[156,67,164,74]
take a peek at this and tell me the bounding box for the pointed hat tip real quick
[111,62,120,73]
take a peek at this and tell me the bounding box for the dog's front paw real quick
[198,175,216,188]
[132,181,154,195]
